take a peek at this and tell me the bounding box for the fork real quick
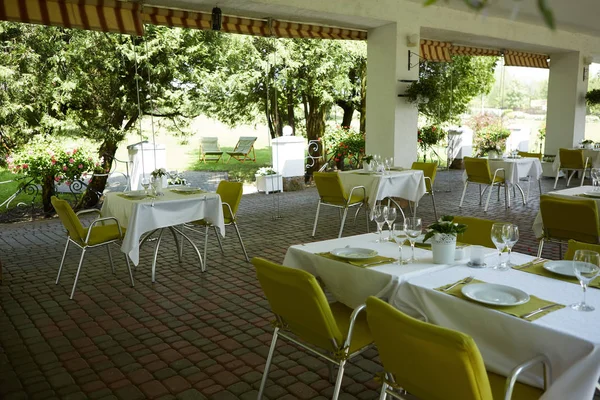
[520,304,561,319]
[443,276,474,292]
[514,258,546,270]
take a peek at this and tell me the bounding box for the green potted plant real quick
[362,154,374,171]
[417,125,446,162]
[255,167,282,193]
[424,216,468,264]
[473,125,511,158]
[582,139,594,149]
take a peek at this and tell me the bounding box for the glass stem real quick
[411,242,415,260]
[583,284,588,304]
[378,226,382,242]
[507,248,512,264]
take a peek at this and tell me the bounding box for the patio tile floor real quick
[0,170,584,399]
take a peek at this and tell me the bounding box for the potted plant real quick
[473,125,511,158]
[423,216,468,264]
[582,139,594,149]
[255,167,282,194]
[362,154,374,171]
[417,125,446,162]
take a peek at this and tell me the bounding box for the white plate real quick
[330,248,378,260]
[543,260,579,277]
[170,187,201,193]
[122,191,147,199]
[584,191,600,198]
[461,283,530,306]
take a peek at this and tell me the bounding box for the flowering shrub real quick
[256,167,277,176]
[7,138,101,185]
[323,125,365,168]
[417,125,446,152]
[473,125,511,156]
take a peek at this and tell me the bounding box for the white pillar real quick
[366,23,419,168]
[545,52,588,154]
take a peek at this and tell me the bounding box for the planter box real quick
[256,174,283,194]
[541,161,564,178]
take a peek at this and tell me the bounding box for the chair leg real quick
[554,169,560,189]
[459,181,468,207]
[581,168,587,186]
[70,249,87,299]
[215,226,225,254]
[232,222,250,262]
[484,184,494,212]
[431,192,438,221]
[567,170,575,187]
[312,202,322,237]
[257,327,279,400]
[151,229,164,283]
[204,225,210,265]
[56,239,70,284]
[379,381,389,400]
[537,238,544,258]
[124,252,135,287]
[538,179,542,195]
[338,208,349,239]
[107,245,115,274]
[331,359,347,400]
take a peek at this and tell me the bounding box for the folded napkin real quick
[352,171,379,175]
[316,252,396,268]
[117,193,151,200]
[435,278,565,321]
[513,260,600,289]
[169,189,205,195]
[575,194,600,199]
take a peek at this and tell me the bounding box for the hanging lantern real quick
[211,7,222,31]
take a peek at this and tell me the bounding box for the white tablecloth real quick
[101,190,225,265]
[552,148,600,171]
[532,185,599,238]
[284,234,600,399]
[338,170,426,210]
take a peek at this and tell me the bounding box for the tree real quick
[406,56,498,124]
[504,80,528,109]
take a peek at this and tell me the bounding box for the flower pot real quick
[256,174,283,194]
[152,178,164,195]
[363,162,372,172]
[431,233,457,264]
[487,150,499,159]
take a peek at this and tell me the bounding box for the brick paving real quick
[0,170,580,399]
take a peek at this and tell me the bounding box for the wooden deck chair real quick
[199,137,223,163]
[226,136,257,163]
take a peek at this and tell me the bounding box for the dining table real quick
[338,169,426,211]
[101,188,225,281]
[283,233,600,399]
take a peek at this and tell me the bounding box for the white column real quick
[366,23,419,168]
[545,51,588,154]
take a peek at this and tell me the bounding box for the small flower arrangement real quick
[582,140,594,145]
[256,167,277,176]
[167,171,187,186]
[151,168,167,179]
[423,216,467,242]
[362,154,374,164]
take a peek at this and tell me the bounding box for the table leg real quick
[167,227,183,264]
[171,227,205,273]
[151,229,164,283]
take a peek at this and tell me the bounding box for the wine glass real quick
[490,223,509,271]
[384,207,397,242]
[383,158,391,175]
[404,217,422,263]
[141,177,150,195]
[393,222,407,265]
[571,250,600,312]
[371,205,387,243]
[591,168,600,190]
[502,224,519,267]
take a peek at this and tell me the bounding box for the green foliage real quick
[423,215,468,242]
[189,147,272,183]
[586,89,600,105]
[473,125,511,156]
[417,125,446,152]
[323,126,365,168]
[466,112,501,133]
[407,56,497,124]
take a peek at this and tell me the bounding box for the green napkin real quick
[169,189,205,195]
[436,278,565,321]
[512,260,600,289]
[575,194,600,199]
[316,252,396,268]
[117,193,150,200]
[352,171,379,175]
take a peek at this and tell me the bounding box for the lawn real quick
[188,146,273,183]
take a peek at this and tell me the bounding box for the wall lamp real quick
[212,7,222,31]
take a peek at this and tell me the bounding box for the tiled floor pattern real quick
[0,171,582,399]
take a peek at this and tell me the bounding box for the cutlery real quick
[443,276,474,292]
[514,258,546,270]
[355,260,391,267]
[520,304,561,319]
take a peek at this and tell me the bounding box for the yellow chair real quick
[253,258,372,400]
[517,152,543,196]
[365,296,550,400]
[554,148,589,189]
[312,172,369,238]
[564,239,600,260]
[538,195,600,258]
[51,196,134,299]
[184,181,249,269]
[453,216,501,248]
[411,162,438,220]
[460,157,507,212]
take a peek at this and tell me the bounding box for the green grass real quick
[188,146,273,183]
[0,169,41,209]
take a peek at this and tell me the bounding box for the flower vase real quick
[363,162,372,172]
[152,178,164,196]
[487,150,499,159]
[431,233,457,264]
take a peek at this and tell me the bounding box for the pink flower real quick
[51,159,56,165]
[65,150,71,156]
[78,164,83,169]
[22,163,28,169]
[65,182,71,186]
[63,165,67,171]
[88,157,93,161]
[72,148,77,154]
[54,176,60,182]
[69,158,74,164]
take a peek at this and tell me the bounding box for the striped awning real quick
[451,45,501,57]
[504,50,549,68]
[420,40,452,62]
[271,20,367,40]
[0,0,144,36]
[142,6,211,30]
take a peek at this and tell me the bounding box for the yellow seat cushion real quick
[82,224,125,246]
[330,302,372,354]
[488,371,543,400]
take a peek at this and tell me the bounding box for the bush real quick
[417,125,446,152]
[473,125,511,156]
[323,125,365,169]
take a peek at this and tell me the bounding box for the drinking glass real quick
[383,158,392,175]
[372,205,387,243]
[490,223,509,270]
[141,177,150,195]
[384,207,397,241]
[571,249,600,312]
[392,222,407,265]
[592,168,600,190]
[502,224,519,267]
[404,217,422,263]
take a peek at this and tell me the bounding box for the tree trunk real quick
[360,68,367,134]
[305,97,328,175]
[42,175,56,217]
[287,85,295,135]
[76,139,118,210]
[336,100,354,128]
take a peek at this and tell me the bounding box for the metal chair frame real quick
[258,304,372,400]
[312,185,369,238]
[460,168,507,212]
[423,176,438,220]
[56,209,134,299]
